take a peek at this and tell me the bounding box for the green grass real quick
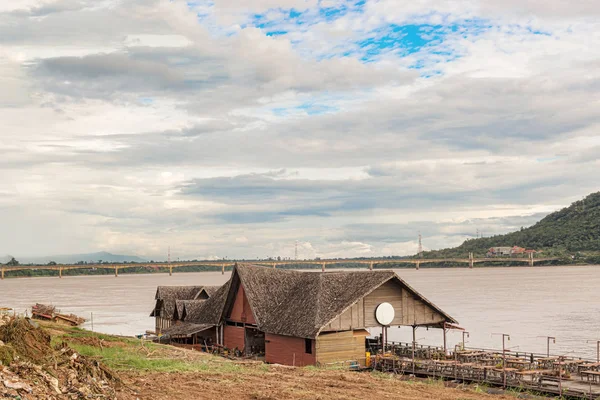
[48,324,271,374]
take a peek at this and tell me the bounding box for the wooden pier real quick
[371,342,600,399]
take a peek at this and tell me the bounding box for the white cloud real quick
[0,0,598,260]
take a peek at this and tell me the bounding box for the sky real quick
[1,0,599,261]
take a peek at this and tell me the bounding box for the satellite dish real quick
[375,302,395,326]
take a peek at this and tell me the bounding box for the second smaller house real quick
[150,285,219,334]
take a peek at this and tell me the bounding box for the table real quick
[553,359,585,373]
[579,362,600,373]
[537,357,558,369]
[581,370,600,383]
[506,359,532,369]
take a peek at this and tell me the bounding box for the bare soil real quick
[117,365,513,400]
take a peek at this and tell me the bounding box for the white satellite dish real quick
[375,302,395,326]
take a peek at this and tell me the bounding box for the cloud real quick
[0,0,599,260]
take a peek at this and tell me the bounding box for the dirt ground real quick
[118,366,514,400]
[0,318,521,400]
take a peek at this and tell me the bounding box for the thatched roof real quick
[161,322,214,338]
[150,285,220,319]
[155,286,204,301]
[183,280,231,326]
[201,286,221,298]
[223,264,457,339]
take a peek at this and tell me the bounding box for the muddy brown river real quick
[1,265,599,359]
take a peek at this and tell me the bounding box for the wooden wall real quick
[227,284,256,324]
[316,330,367,366]
[322,299,364,332]
[224,325,245,350]
[321,279,446,331]
[265,333,316,367]
[155,317,172,334]
[364,281,445,326]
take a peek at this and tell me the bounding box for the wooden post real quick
[412,326,416,375]
[443,325,447,356]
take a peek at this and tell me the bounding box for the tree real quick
[6,257,19,266]
[48,261,57,265]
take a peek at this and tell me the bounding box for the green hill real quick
[422,191,600,260]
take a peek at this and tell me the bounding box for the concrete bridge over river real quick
[0,253,559,279]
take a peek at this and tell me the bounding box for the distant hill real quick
[422,191,600,258]
[17,251,148,265]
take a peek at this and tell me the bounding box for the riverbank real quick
[1,260,592,280]
[1,319,520,400]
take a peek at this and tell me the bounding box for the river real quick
[1,265,599,359]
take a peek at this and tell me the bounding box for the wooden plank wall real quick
[316,331,366,366]
[265,333,315,366]
[227,284,256,324]
[224,325,245,351]
[322,299,364,332]
[322,279,446,331]
[365,281,445,326]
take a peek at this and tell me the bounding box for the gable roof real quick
[224,263,457,339]
[150,285,220,319]
[183,280,231,326]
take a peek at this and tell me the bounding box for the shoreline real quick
[0,262,595,280]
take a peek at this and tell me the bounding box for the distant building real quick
[487,247,513,257]
[511,246,526,255]
[487,246,536,257]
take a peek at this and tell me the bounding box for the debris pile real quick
[0,317,119,399]
[32,303,86,326]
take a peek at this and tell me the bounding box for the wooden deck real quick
[371,344,600,398]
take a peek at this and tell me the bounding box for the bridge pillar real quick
[169,266,172,276]
[321,262,326,273]
[273,263,277,270]
[59,267,62,279]
[1,268,4,280]
[416,261,420,270]
[469,253,474,269]
[114,267,119,277]
[222,264,225,275]
[529,253,534,267]
[369,262,373,271]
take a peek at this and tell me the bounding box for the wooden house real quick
[149,285,220,334]
[158,264,457,367]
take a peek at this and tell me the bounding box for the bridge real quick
[0,253,559,279]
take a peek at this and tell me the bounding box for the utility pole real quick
[168,246,171,264]
[502,334,510,389]
[493,333,511,389]
[462,331,470,350]
[547,336,555,357]
[295,241,298,261]
[418,232,423,257]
